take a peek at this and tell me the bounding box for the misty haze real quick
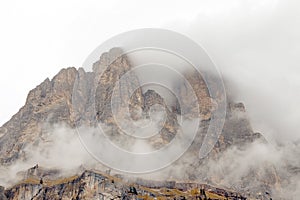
[0,1,299,200]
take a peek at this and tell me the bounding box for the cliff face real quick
[0,67,77,165]
[4,170,246,200]
[94,48,144,124]
[0,48,277,199]
[0,47,259,165]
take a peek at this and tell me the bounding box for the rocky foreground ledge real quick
[1,169,246,200]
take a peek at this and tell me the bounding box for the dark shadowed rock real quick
[4,170,245,200]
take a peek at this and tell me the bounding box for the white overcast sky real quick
[0,0,299,142]
[0,0,204,125]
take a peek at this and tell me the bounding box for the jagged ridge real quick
[0,48,276,200]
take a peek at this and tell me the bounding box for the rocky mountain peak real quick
[93,47,125,74]
[0,48,277,200]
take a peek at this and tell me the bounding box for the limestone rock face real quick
[0,67,77,165]
[176,70,216,121]
[143,90,179,148]
[0,47,278,199]
[94,48,144,124]
[4,170,246,200]
[0,48,144,165]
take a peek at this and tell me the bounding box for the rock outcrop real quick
[4,170,246,200]
[0,67,77,165]
[0,186,8,200]
[0,47,278,199]
[94,47,144,124]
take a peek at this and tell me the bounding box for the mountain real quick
[0,48,278,200]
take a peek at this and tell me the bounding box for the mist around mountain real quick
[0,48,299,200]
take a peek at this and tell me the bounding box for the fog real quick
[204,140,300,199]
[167,0,300,144]
[168,3,300,196]
[0,124,95,187]
[0,1,299,199]
[1,120,299,198]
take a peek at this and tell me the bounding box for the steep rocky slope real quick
[0,48,278,199]
[4,170,247,200]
